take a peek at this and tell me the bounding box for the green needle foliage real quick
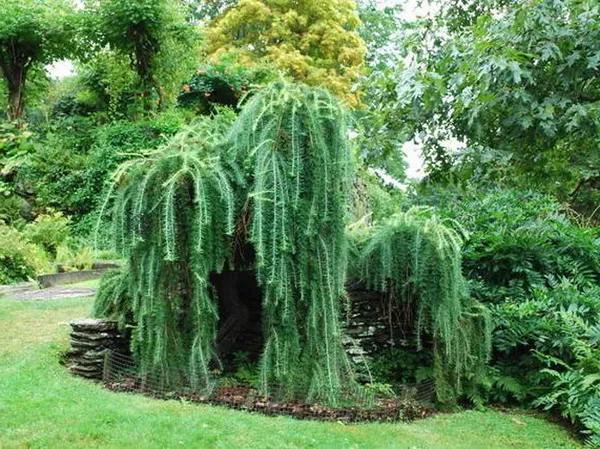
[94,82,488,406]
[95,82,354,403]
[230,82,354,404]
[357,206,491,402]
[95,118,236,391]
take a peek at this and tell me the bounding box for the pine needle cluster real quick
[94,116,236,391]
[230,82,354,403]
[356,206,491,402]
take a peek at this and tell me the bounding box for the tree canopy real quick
[83,0,199,110]
[0,0,75,120]
[204,0,366,107]
[397,0,600,212]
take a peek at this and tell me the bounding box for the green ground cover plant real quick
[415,187,600,445]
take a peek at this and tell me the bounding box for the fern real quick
[355,206,492,402]
[583,398,600,448]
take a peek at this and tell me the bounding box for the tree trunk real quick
[0,44,27,121]
[7,78,25,121]
[212,270,251,358]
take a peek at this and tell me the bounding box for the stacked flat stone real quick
[67,318,128,379]
[343,289,404,360]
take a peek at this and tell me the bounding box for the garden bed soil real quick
[103,376,434,423]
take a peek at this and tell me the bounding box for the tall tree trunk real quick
[131,23,159,113]
[7,76,25,121]
[1,43,27,121]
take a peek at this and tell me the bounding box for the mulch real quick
[104,377,434,423]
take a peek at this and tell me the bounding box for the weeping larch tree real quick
[354,207,491,402]
[94,81,490,404]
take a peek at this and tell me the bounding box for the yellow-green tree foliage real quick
[204,0,366,106]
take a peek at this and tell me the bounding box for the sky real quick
[45,0,428,181]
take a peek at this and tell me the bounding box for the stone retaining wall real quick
[66,289,402,380]
[66,319,129,379]
[343,287,406,366]
[39,270,106,288]
[39,262,120,288]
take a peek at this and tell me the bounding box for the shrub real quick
[415,188,600,303]
[20,111,189,225]
[0,223,50,283]
[0,194,27,225]
[0,122,35,224]
[55,244,94,271]
[368,346,433,386]
[23,212,71,259]
[415,187,600,441]
[95,82,356,405]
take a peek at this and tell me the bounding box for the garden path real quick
[1,285,96,301]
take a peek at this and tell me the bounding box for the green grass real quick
[0,297,583,449]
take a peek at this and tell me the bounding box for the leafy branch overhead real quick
[0,0,76,120]
[397,0,600,212]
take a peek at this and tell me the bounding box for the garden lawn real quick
[0,296,583,449]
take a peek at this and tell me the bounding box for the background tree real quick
[396,0,600,215]
[182,0,238,22]
[355,1,407,180]
[430,0,516,32]
[84,0,200,111]
[204,0,366,107]
[0,0,75,120]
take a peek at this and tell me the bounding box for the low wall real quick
[38,262,119,288]
[343,285,408,371]
[66,287,403,381]
[66,319,130,379]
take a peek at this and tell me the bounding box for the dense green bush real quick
[415,187,600,443]
[23,212,70,258]
[0,122,35,224]
[95,82,358,404]
[492,281,600,445]
[0,223,50,283]
[417,188,600,303]
[368,346,433,386]
[20,111,188,224]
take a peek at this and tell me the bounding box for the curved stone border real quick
[65,319,129,379]
[9,286,96,301]
[38,263,118,288]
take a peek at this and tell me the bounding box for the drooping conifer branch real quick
[94,117,236,391]
[94,82,490,406]
[356,207,491,402]
[230,82,354,403]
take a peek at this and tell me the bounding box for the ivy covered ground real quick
[0,296,582,449]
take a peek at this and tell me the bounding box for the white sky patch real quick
[46,59,75,79]
[403,140,425,180]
